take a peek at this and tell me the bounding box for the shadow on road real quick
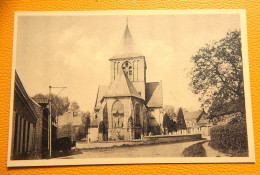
[51,149,83,158]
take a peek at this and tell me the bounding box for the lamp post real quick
[48,86,67,158]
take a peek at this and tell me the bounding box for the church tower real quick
[93,19,163,141]
[109,21,147,100]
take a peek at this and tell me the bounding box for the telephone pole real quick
[48,86,67,158]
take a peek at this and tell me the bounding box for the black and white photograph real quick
[7,10,255,167]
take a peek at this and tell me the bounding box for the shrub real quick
[182,142,206,157]
[209,117,248,156]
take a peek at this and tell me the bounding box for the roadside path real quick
[202,141,228,157]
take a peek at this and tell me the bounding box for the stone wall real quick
[143,134,202,144]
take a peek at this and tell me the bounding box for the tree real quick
[82,112,91,136]
[169,120,177,132]
[70,101,80,112]
[189,30,245,115]
[176,108,186,130]
[98,121,105,133]
[33,93,70,117]
[163,113,177,134]
[163,113,171,134]
[163,105,177,121]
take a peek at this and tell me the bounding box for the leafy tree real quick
[33,93,70,117]
[70,101,80,112]
[189,30,245,115]
[75,126,85,141]
[176,108,186,130]
[163,105,177,121]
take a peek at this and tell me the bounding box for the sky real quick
[15,12,241,113]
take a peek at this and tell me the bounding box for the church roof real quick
[145,81,163,108]
[113,23,140,58]
[104,70,141,99]
[94,85,109,110]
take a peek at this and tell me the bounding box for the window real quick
[133,60,135,81]
[114,62,116,80]
[112,101,124,128]
[122,61,132,79]
[137,60,139,81]
[117,62,120,74]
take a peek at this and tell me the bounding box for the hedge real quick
[209,117,248,156]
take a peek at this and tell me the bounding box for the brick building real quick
[30,97,49,158]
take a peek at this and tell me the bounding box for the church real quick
[93,22,163,141]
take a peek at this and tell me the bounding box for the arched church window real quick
[133,60,135,81]
[122,61,133,79]
[112,101,124,128]
[135,104,141,127]
[117,62,120,74]
[114,62,116,80]
[137,60,139,81]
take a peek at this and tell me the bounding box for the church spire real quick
[113,17,139,58]
[122,18,133,51]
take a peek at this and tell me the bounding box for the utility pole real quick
[48,86,67,159]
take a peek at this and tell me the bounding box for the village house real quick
[184,109,211,137]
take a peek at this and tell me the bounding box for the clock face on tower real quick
[122,61,132,78]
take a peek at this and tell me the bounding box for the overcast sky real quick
[15,12,241,113]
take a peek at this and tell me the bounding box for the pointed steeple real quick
[123,21,134,52]
[113,18,140,58]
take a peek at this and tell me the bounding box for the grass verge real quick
[182,141,207,157]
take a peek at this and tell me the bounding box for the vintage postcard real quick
[7,10,255,167]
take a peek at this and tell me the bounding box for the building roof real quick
[113,23,140,58]
[14,71,38,120]
[31,97,49,107]
[104,70,141,99]
[94,85,109,110]
[72,115,83,126]
[184,110,203,121]
[57,111,73,127]
[145,82,163,108]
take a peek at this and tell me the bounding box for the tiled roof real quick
[15,71,38,120]
[184,110,203,121]
[104,70,141,99]
[31,97,49,105]
[57,112,73,126]
[145,82,163,108]
[72,115,83,126]
[94,85,109,110]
